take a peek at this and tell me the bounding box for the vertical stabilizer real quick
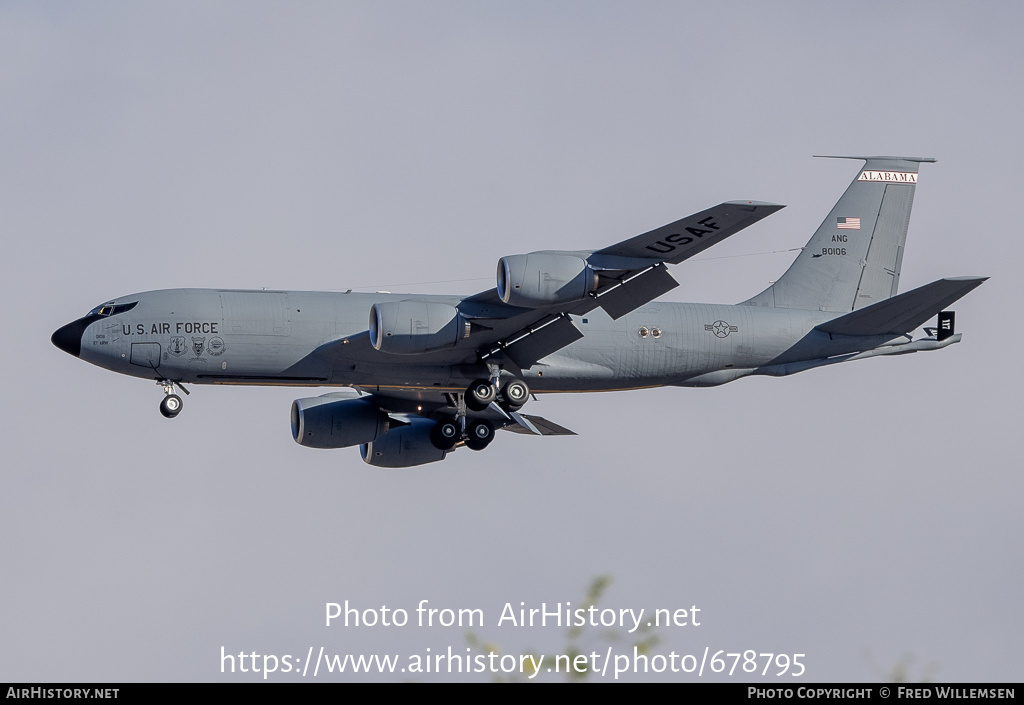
[744,156,935,312]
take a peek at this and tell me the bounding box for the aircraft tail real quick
[744,155,935,313]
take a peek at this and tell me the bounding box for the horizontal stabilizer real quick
[816,276,987,337]
[813,155,937,163]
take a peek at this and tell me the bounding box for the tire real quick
[160,394,182,418]
[501,379,530,410]
[430,419,460,451]
[466,378,496,412]
[465,418,494,451]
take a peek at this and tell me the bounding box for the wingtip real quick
[725,200,785,209]
[943,275,990,283]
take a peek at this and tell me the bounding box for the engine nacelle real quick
[360,418,448,468]
[369,301,470,354]
[496,253,598,308]
[291,396,389,449]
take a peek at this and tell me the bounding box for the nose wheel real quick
[160,394,183,418]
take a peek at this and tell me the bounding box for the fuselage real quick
[52,288,903,393]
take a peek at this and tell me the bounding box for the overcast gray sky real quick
[2,1,1021,682]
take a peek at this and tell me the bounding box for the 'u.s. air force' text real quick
[326,600,700,634]
[121,321,220,335]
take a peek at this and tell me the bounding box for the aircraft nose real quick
[51,320,85,357]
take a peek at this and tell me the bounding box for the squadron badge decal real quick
[168,336,187,356]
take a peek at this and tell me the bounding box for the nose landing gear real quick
[156,379,189,418]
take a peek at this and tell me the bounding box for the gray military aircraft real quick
[52,156,985,467]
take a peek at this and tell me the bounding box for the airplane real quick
[52,156,986,467]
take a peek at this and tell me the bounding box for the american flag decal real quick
[837,217,861,230]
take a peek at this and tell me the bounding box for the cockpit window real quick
[88,301,138,317]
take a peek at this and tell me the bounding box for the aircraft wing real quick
[591,200,784,264]
[342,201,783,371]
[459,201,783,367]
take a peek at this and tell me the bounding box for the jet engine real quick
[360,418,448,468]
[369,301,470,354]
[496,253,598,308]
[291,396,389,449]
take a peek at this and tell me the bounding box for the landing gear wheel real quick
[430,419,460,451]
[466,378,497,412]
[501,379,530,410]
[465,419,494,451]
[160,394,183,418]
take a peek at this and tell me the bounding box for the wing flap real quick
[498,314,585,367]
[586,264,679,320]
[501,414,577,436]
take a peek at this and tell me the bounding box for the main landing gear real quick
[465,377,530,412]
[429,374,530,452]
[430,418,461,450]
[430,417,495,452]
[465,418,495,451]
[156,379,189,418]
